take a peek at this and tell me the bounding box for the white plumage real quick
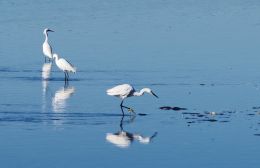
[107,84,135,99]
[42,28,54,62]
[106,84,158,114]
[53,53,76,81]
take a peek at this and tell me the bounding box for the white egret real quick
[106,84,158,113]
[42,28,54,62]
[52,53,76,81]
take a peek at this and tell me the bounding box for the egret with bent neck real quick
[106,84,158,115]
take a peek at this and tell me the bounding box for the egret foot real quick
[127,108,135,113]
[121,105,135,114]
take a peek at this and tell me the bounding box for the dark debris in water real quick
[138,113,148,116]
[185,117,197,120]
[197,114,205,117]
[182,112,200,115]
[159,106,187,111]
[219,120,230,123]
[254,134,260,136]
[199,119,218,122]
[180,110,235,124]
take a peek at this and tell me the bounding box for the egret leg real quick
[64,72,67,81]
[120,100,135,114]
[66,71,70,81]
[45,57,47,63]
[120,108,125,117]
[120,100,124,107]
[64,80,69,87]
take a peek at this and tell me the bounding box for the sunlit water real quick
[1,0,260,167]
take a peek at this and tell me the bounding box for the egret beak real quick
[48,29,54,32]
[151,91,159,98]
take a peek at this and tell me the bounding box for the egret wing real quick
[43,42,52,58]
[106,84,133,97]
[59,58,76,73]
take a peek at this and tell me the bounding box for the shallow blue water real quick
[1,0,260,167]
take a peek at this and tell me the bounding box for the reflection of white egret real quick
[106,131,157,148]
[42,28,54,62]
[42,62,52,80]
[42,63,52,112]
[106,131,133,148]
[106,84,158,114]
[52,86,75,112]
[106,116,157,148]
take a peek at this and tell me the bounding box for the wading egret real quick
[42,28,54,62]
[106,84,158,114]
[53,53,76,81]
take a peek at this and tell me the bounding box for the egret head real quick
[52,53,59,60]
[142,88,159,98]
[43,28,54,34]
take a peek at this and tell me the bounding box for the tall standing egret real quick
[42,28,54,62]
[106,84,158,114]
[53,53,76,81]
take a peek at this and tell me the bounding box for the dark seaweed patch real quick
[159,106,187,111]
[138,113,148,116]
[219,120,230,123]
[199,119,218,122]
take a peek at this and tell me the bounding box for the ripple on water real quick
[0,112,133,126]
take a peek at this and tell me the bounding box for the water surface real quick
[1,0,260,168]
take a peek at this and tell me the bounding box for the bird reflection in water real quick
[106,110,157,148]
[52,84,75,113]
[42,62,52,80]
[42,63,52,112]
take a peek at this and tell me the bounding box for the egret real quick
[53,53,76,81]
[42,28,54,62]
[106,84,158,114]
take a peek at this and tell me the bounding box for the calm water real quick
[1,0,260,167]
